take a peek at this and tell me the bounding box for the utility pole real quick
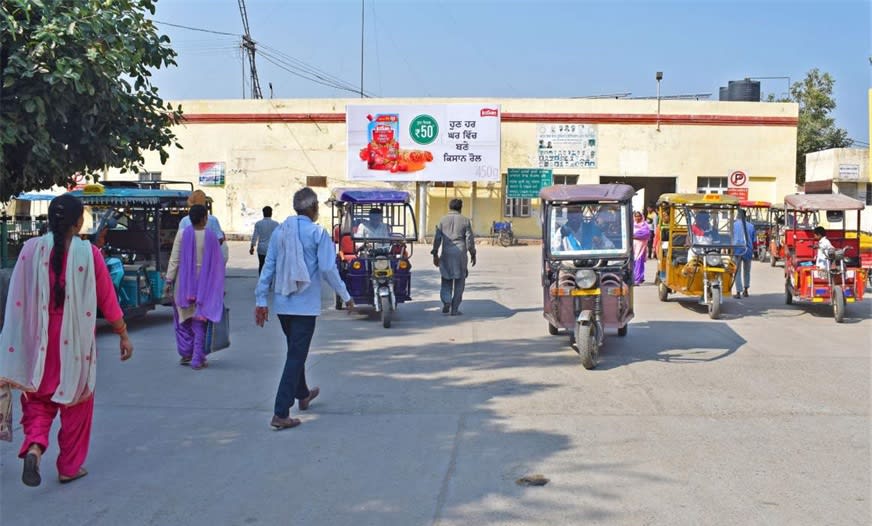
[238,0,263,99]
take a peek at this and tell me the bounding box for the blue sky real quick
[150,0,871,143]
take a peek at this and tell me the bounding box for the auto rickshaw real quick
[69,182,197,317]
[739,200,772,261]
[655,193,747,319]
[767,203,787,267]
[782,193,865,322]
[329,188,418,328]
[539,184,635,369]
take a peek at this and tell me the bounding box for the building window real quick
[553,174,579,185]
[139,171,161,182]
[697,177,728,194]
[504,197,531,217]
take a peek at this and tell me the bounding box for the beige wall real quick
[106,98,798,239]
[806,147,871,231]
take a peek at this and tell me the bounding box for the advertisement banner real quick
[198,162,226,187]
[537,124,597,169]
[347,104,501,182]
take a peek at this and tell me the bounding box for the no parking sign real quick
[726,170,748,199]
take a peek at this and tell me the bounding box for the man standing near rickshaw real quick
[431,199,476,316]
[732,211,755,298]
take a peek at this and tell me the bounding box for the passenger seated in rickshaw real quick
[553,211,615,251]
[813,226,833,270]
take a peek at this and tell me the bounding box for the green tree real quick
[0,0,182,201]
[779,69,853,185]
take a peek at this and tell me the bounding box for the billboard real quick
[347,104,501,182]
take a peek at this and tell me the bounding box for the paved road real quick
[1,241,869,525]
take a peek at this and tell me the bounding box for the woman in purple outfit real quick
[632,211,651,285]
[165,205,225,369]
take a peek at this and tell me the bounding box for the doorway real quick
[599,176,677,209]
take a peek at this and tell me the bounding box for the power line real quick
[259,44,376,97]
[258,50,374,97]
[153,20,239,37]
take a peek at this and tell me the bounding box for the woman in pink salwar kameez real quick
[0,194,133,487]
[632,211,651,285]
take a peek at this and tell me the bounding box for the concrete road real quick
[1,241,869,525]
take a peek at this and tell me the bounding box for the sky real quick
[149,0,871,144]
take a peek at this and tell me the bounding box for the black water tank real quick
[726,79,761,101]
[719,86,729,101]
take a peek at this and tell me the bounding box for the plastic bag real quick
[0,383,13,442]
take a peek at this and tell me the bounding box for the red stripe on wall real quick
[181,112,797,127]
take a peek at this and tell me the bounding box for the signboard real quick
[838,164,860,181]
[347,104,501,182]
[506,168,553,198]
[726,169,748,200]
[198,162,226,186]
[537,124,597,169]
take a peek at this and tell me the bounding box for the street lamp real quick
[656,71,663,132]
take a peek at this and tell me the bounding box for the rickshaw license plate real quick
[570,288,601,296]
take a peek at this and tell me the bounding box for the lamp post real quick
[656,71,663,132]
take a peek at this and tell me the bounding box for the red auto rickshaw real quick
[783,194,866,322]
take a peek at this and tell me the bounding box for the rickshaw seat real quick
[339,234,357,261]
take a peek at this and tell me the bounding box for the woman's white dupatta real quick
[0,235,97,405]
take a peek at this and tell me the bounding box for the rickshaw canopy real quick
[69,187,191,206]
[784,193,865,212]
[539,184,635,203]
[657,193,740,206]
[739,200,771,208]
[332,188,411,204]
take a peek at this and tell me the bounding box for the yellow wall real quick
[106,97,798,239]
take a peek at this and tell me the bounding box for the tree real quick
[781,69,853,185]
[0,0,183,201]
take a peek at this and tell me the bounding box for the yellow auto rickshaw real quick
[655,193,748,319]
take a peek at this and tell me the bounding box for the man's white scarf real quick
[0,235,97,405]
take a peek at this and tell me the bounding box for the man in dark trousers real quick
[431,198,476,316]
[249,206,279,274]
[255,188,354,430]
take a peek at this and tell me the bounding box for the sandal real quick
[191,362,208,370]
[59,467,88,484]
[179,356,192,366]
[22,450,41,487]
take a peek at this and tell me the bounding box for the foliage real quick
[0,0,183,201]
[769,69,853,185]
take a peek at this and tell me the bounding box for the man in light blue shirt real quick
[249,206,279,274]
[255,187,353,430]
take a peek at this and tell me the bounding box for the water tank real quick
[726,79,761,102]
[719,86,729,101]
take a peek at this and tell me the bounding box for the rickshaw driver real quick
[554,209,615,251]
[813,226,834,269]
[356,208,393,251]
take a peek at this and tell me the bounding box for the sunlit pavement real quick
[2,241,869,525]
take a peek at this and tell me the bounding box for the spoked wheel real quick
[832,286,845,323]
[380,296,392,328]
[574,322,598,370]
[548,323,559,335]
[785,279,793,305]
[498,231,513,247]
[658,282,669,302]
[708,287,722,320]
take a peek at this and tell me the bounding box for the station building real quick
[105,97,799,239]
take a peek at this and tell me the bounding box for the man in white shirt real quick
[356,208,391,240]
[813,226,833,269]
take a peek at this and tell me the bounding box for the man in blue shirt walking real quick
[733,210,756,298]
[249,206,280,274]
[255,188,354,430]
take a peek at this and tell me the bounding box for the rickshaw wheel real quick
[335,294,344,310]
[380,296,392,328]
[498,231,513,247]
[575,323,597,369]
[548,323,559,336]
[708,288,722,320]
[658,282,669,302]
[785,280,793,305]
[832,286,845,323]
[617,324,628,337]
